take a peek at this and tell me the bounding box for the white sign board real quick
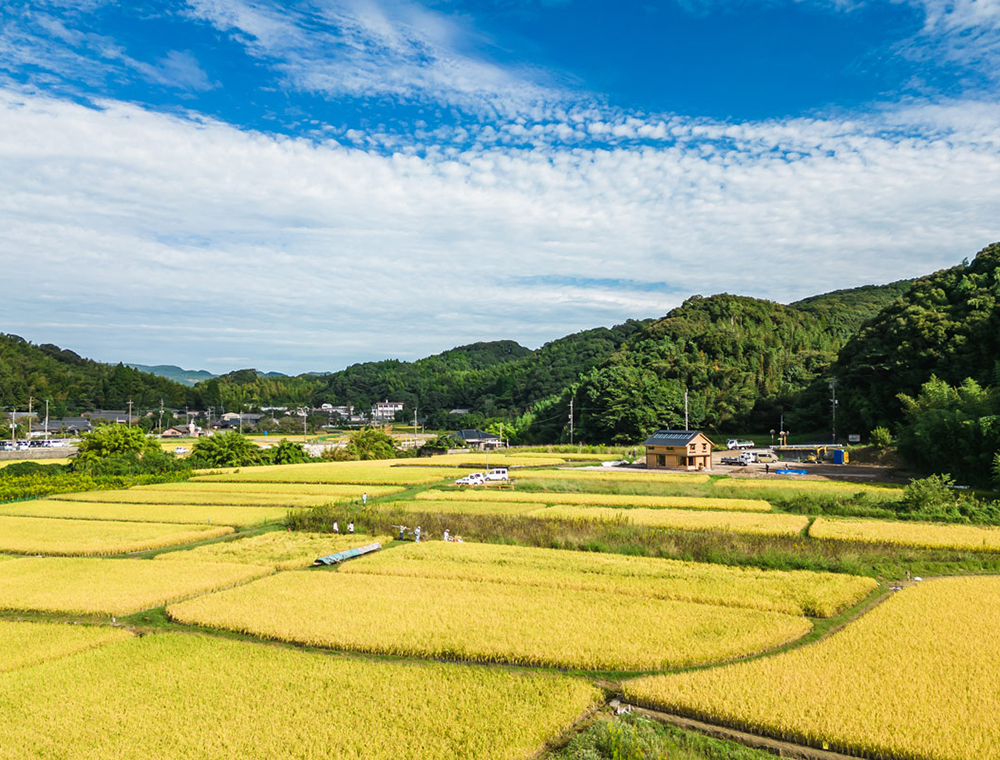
[848,434,861,443]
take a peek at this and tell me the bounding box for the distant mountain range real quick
[127,365,218,387]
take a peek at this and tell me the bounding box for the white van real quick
[484,468,508,482]
[455,472,485,486]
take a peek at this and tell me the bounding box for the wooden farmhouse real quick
[643,429,714,471]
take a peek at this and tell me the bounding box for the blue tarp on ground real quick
[314,542,382,566]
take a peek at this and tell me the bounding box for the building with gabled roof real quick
[643,429,714,471]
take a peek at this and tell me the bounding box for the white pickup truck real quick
[726,439,755,450]
[720,451,756,466]
[455,472,485,486]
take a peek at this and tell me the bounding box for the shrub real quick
[267,439,312,465]
[870,426,892,451]
[190,432,262,468]
[72,426,160,467]
[901,474,956,513]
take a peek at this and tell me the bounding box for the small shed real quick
[643,430,714,471]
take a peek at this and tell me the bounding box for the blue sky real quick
[1,0,999,373]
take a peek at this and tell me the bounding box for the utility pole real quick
[44,400,49,440]
[239,406,244,434]
[126,399,133,428]
[684,389,689,431]
[27,397,32,439]
[158,399,164,435]
[413,408,418,451]
[303,407,308,439]
[829,379,838,445]
[568,397,574,445]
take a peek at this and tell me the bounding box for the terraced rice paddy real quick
[512,469,711,484]
[417,489,771,512]
[0,556,270,615]
[624,577,1000,760]
[56,482,404,506]
[341,542,876,617]
[714,478,900,498]
[156,532,391,570]
[0,515,233,556]
[388,498,547,515]
[192,461,467,485]
[0,633,600,760]
[525,506,810,537]
[0,499,287,527]
[408,452,570,467]
[0,458,72,468]
[0,620,132,673]
[810,516,1000,552]
[168,566,812,671]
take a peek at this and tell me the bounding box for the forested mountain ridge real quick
[0,335,190,415]
[834,242,1000,431]
[2,269,922,439]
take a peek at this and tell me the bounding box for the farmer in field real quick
[332,520,339,533]
[347,521,354,534]
[415,525,422,543]
[362,492,368,506]
[443,529,450,542]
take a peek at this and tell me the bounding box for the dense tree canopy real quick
[835,243,1000,431]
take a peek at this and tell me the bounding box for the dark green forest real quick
[836,243,1000,431]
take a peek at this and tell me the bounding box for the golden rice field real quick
[416,489,771,512]
[0,515,233,556]
[516,451,627,460]
[388,498,548,516]
[0,499,287,527]
[156,532,392,571]
[714,478,900,497]
[167,570,811,671]
[624,577,1000,760]
[340,542,876,617]
[411,452,570,467]
[810,516,1000,552]
[0,457,72,468]
[0,620,132,673]
[512,469,711,484]
[0,633,600,760]
[0,557,270,616]
[192,460,467,485]
[525,505,810,537]
[56,482,404,506]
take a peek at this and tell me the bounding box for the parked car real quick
[455,472,485,486]
[756,452,778,464]
[721,452,756,466]
[484,468,508,482]
[726,438,755,450]
[174,446,190,454]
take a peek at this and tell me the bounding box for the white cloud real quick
[184,0,574,116]
[1,88,998,372]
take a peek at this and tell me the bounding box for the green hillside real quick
[835,242,1000,431]
[567,279,916,444]
[0,335,191,416]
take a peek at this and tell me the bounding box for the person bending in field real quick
[443,529,450,542]
[347,521,354,534]
[333,520,339,533]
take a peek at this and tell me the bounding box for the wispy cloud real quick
[0,2,215,94]
[185,0,572,116]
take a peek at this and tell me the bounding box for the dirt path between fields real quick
[611,700,864,760]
